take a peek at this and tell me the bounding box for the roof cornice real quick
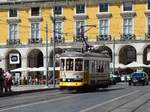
[0,0,147,9]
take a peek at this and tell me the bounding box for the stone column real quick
[21,56,28,84]
[0,56,6,70]
[137,53,143,64]
[43,56,47,76]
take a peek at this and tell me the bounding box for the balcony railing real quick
[73,35,88,42]
[120,34,136,40]
[7,39,20,45]
[145,33,150,40]
[96,35,111,41]
[28,38,42,44]
[51,36,65,43]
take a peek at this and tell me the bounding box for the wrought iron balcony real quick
[96,35,111,41]
[145,33,150,40]
[7,39,20,45]
[28,38,42,44]
[73,35,88,42]
[120,34,136,40]
[51,36,65,43]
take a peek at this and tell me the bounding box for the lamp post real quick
[45,22,49,87]
[52,0,56,88]
[113,38,115,75]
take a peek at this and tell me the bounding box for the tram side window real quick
[75,58,83,71]
[99,60,104,73]
[84,60,89,71]
[96,61,99,72]
[61,59,65,71]
[66,59,74,71]
[91,61,95,72]
[106,61,109,72]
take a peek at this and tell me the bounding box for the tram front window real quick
[61,59,65,71]
[75,59,83,71]
[66,59,73,71]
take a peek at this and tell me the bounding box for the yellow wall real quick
[63,6,74,41]
[134,3,146,38]
[41,7,52,42]
[0,2,148,44]
[87,5,98,40]
[0,10,7,43]
[110,3,122,39]
[19,8,29,43]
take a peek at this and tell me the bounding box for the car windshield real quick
[132,73,144,77]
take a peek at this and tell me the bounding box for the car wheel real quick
[146,81,149,85]
[142,82,145,86]
[129,82,131,86]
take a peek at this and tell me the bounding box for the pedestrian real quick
[0,68,4,94]
[4,70,12,92]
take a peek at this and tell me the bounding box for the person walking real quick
[0,68,4,94]
[4,70,12,92]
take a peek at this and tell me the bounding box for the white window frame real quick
[30,7,41,17]
[52,6,63,16]
[75,20,86,39]
[8,23,18,40]
[8,8,19,19]
[122,2,134,12]
[74,4,86,15]
[147,0,150,11]
[54,21,64,40]
[147,16,150,33]
[98,3,109,13]
[122,17,134,35]
[30,22,41,39]
[98,18,109,36]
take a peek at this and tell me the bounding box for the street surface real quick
[0,83,150,112]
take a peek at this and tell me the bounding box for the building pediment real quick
[96,13,112,18]
[73,15,88,20]
[120,12,136,17]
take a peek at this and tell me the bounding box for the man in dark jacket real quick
[0,68,4,94]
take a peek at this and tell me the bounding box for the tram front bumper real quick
[59,82,84,87]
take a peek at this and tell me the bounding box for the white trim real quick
[98,18,110,35]
[98,2,109,14]
[52,5,63,16]
[122,17,134,34]
[147,16,150,33]
[122,1,134,12]
[53,20,64,39]
[8,23,19,40]
[75,20,86,38]
[8,8,19,19]
[30,22,41,39]
[147,0,150,11]
[74,3,86,15]
[29,7,41,18]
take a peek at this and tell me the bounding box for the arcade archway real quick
[27,49,43,67]
[119,45,136,65]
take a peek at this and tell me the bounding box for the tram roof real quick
[60,51,110,58]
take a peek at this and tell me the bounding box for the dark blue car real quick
[128,72,149,86]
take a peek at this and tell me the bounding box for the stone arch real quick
[143,45,150,65]
[27,49,43,67]
[5,49,21,70]
[94,45,112,61]
[119,45,136,65]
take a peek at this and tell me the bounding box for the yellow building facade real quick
[0,0,150,81]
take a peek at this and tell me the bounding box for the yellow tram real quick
[59,51,111,90]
